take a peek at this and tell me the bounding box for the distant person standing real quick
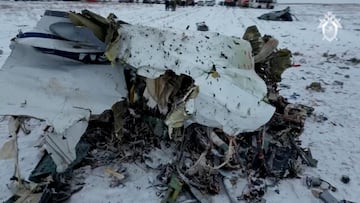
[171,0,176,11]
[165,0,170,10]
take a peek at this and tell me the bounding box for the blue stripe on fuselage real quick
[17,32,67,41]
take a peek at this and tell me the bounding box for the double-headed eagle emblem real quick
[318,12,342,42]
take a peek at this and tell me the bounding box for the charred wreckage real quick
[0,9,336,203]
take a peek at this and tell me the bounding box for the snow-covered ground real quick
[0,1,359,203]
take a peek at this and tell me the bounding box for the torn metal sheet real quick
[258,6,293,21]
[0,43,127,134]
[11,10,109,64]
[0,117,20,160]
[0,137,16,160]
[0,10,127,133]
[43,116,89,172]
[49,22,106,50]
[113,24,275,135]
[0,10,127,172]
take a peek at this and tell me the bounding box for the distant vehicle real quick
[187,0,195,6]
[248,0,276,9]
[205,0,215,6]
[143,0,156,3]
[180,0,195,6]
[239,0,249,7]
[224,0,235,6]
[197,0,204,6]
[119,0,134,2]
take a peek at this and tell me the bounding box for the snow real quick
[1,1,360,203]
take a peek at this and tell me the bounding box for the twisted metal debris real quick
[0,10,317,203]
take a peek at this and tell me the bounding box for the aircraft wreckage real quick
[0,10,274,171]
[0,9,320,203]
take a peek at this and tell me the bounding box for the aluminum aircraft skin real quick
[0,9,274,171]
